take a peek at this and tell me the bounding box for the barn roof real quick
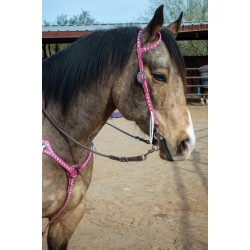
[42,21,208,44]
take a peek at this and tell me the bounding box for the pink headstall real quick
[136,29,162,143]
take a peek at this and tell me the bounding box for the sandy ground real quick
[43,104,208,250]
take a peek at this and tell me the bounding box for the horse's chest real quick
[42,163,84,217]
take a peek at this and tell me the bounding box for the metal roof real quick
[42,24,146,32]
[42,22,208,43]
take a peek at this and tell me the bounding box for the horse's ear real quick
[165,12,183,39]
[144,5,164,42]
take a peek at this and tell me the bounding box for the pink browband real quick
[42,139,93,235]
[136,29,162,143]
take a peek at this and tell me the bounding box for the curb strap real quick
[42,140,93,235]
[154,130,174,162]
[160,137,174,162]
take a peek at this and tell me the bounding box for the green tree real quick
[140,0,207,22]
[69,10,96,25]
[43,10,96,26]
[55,14,68,25]
[43,10,97,57]
[43,20,51,26]
[138,0,208,56]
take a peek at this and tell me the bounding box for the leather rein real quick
[42,107,160,162]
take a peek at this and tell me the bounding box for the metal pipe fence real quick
[185,67,208,102]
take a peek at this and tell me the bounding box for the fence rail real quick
[185,67,208,104]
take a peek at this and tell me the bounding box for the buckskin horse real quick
[42,5,196,249]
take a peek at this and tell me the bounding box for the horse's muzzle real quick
[155,130,195,162]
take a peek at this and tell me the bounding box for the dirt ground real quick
[43,104,208,250]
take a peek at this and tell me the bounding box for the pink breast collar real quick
[42,139,93,235]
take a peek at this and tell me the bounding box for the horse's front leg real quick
[46,159,94,250]
[47,198,87,250]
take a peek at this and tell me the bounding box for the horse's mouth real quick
[158,139,195,161]
[152,136,174,162]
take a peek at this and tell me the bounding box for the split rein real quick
[42,107,161,163]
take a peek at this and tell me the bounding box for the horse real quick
[42,5,196,249]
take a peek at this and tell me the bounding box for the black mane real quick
[42,26,186,113]
[160,29,186,84]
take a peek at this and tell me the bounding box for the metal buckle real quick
[42,143,47,152]
[137,71,146,83]
[67,165,80,179]
[119,157,128,163]
[152,145,159,151]
[154,130,163,140]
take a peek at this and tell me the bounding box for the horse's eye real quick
[152,73,167,83]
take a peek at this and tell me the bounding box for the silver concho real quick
[137,71,146,84]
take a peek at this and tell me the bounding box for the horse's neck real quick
[42,87,115,164]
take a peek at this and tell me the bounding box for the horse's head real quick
[112,5,195,161]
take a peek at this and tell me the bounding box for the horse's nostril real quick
[178,139,190,154]
[182,139,190,149]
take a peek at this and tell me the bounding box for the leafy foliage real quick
[139,0,207,22]
[43,10,96,57]
[43,9,96,26]
[69,10,96,25]
[138,0,208,56]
